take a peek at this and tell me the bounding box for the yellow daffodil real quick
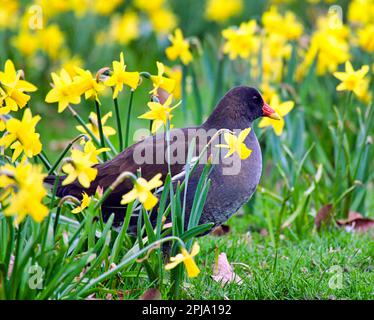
[0,60,37,110]
[105,52,140,99]
[348,0,374,26]
[262,6,303,41]
[109,11,140,45]
[61,55,84,78]
[45,69,83,113]
[12,30,39,57]
[93,0,123,16]
[74,68,105,103]
[215,127,252,160]
[165,29,193,65]
[62,141,107,188]
[0,0,19,29]
[71,192,91,214]
[150,62,176,96]
[0,161,48,224]
[205,0,242,23]
[258,95,294,136]
[165,242,200,278]
[76,111,116,140]
[138,95,180,133]
[222,20,259,60]
[333,61,370,96]
[134,0,165,12]
[358,24,374,53]
[163,65,182,99]
[0,108,42,162]
[82,140,110,164]
[38,24,65,60]
[149,8,177,35]
[120,173,163,210]
[296,13,349,79]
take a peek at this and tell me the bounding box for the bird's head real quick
[230,86,280,122]
[204,86,280,129]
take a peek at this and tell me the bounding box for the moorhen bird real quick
[50,86,280,233]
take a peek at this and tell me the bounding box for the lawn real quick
[0,0,373,301]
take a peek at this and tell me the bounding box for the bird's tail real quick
[44,175,60,186]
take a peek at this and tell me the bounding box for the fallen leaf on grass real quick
[210,225,230,236]
[139,288,162,300]
[315,204,333,230]
[337,212,374,233]
[212,253,242,286]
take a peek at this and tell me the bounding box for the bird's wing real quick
[56,128,193,202]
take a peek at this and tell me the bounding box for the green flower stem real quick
[48,134,86,175]
[42,175,60,252]
[37,152,52,172]
[113,97,124,151]
[76,236,185,297]
[94,100,107,161]
[182,64,188,117]
[211,55,225,111]
[125,89,134,148]
[53,196,80,235]
[68,105,100,146]
[190,63,203,124]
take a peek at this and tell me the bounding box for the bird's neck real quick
[202,103,252,131]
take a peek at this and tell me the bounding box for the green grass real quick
[185,214,373,300]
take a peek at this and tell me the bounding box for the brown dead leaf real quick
[315,204,333,230]
[139,288,162,300]
[337,212,374,233]
[211,225,230,237]
[212,253,242,286]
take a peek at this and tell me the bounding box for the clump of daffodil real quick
[0,60,37,110]
[150,62,176,96]
[71,192,91,214]
[296,12,350,79]
[0,160,48,224]
[45,68,83,113]
[215,128,252,160]
[333,61,370,98]
[138,95,180,133]
[149,7,177,36]
[105,52,140,99]
[0,0,19,29]
[348,0,374,26]
[108,11,140,45]
[222,20,259,60]
[258,94,294,136]
[120,173,163,210]
[93,0,123,16]
[165,242,200,278]
[0,108,42,162]
[76,111,116,141]
[205,0,242,23]
[165,28,193,65]
[357,24,374,53]
[73,67,106,103]
[62,141,108,188]
[262,6,303,41]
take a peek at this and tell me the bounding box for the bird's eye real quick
[253,95,258,100]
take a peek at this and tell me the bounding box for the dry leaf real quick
[212,253,242,286]
[139,288,162,300]
[211,225,230,237]
[315,204,333,230]
[337,212,374,233]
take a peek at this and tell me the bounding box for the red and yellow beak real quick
[262,102,281,120]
